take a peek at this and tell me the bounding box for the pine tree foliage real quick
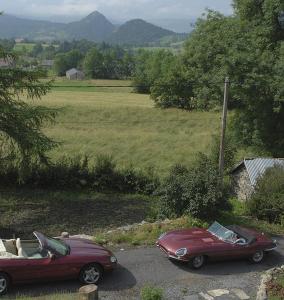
[0,30,58,174]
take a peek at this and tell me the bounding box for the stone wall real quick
[232,167,254,202]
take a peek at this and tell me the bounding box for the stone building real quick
[66,68,85,80]
[232,158,284,201]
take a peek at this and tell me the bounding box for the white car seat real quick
[16,238,28,258]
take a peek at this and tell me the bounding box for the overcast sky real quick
[1,0,233,22]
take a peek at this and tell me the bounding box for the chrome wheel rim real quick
[253,251,264,262]
[0,277,7,293]
[83,267,100,284]
[193,256,204,268]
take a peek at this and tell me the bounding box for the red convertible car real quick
[156,221,277,269]
[0,232,117,295]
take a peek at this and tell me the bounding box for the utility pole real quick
[219,77,230,179]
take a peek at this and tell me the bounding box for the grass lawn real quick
[0,188,154,238]
[34,79,220,176]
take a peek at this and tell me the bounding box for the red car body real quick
[0,232,117,294]
[156,222,277,268]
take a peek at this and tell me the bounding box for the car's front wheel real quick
[250,250,264,263]
[79,263,103,284]
[0,273,9,296]
[191,255,205,269]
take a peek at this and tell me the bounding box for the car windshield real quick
[45,237,69,256]
[207,221,237,244]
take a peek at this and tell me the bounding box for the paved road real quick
[5,236,284,300]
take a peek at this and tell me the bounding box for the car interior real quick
[0,238,49,259]
[227,225,257,245]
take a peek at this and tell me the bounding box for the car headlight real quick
[158,232,167,240]
[175,248,188,257]
[110,256,117,263]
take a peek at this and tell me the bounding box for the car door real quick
[220,241,257,260]
[5,257,44,283]
[29,254,81,281]
[204,239,250,261]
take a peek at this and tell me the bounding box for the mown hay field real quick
[37,79,220,176]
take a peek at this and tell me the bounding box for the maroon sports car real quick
[0,232,117,295]
[156,221,277,269]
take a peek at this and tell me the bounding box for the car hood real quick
[63,238,112,256]
[158,228,223,252]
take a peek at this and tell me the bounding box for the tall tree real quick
[83,47,104,78]
[153,2,284,155]
[0,41,58,178]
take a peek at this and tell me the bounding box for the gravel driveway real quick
[5,236,284,300]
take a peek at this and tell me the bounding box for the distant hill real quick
[107,19,175,45]
[0,12,183,45]
[0,14,65,41]
[65,11,115,42]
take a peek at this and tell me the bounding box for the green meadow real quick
[37,79,220,176]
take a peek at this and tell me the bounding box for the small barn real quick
[232,158,284,201]
[66,68,85,80]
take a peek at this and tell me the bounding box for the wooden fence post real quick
[79,284,98,300]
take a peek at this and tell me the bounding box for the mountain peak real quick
[85,11,106,19]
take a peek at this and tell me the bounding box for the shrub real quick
[158,153,227,220]
[247,166,284,224]
[0,154,159,195]
[92,155,117,190]
[140,285,163,300]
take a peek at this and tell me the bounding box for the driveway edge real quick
[256,265,284,300]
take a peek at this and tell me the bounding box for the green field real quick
[13,43,58,53]
[13,43,36,52]
[37,79,220,176]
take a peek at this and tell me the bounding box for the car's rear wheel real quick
[191,255,205,269]
[79,263,103,284]
[251,250,264,263]
[0,273,9,296]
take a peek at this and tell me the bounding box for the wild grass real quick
[4,293,76,300]
[0,188,154,237]
[50,78,133,93]
[93,198,284,247]
[267,271,284,300]
[33,79,220,176]
[94,216,208,246]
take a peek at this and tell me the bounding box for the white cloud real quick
[1,0,233,20]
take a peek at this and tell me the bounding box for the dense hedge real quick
[0,155,159,195]
[158,154,228,219]
[248,166,284,224]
